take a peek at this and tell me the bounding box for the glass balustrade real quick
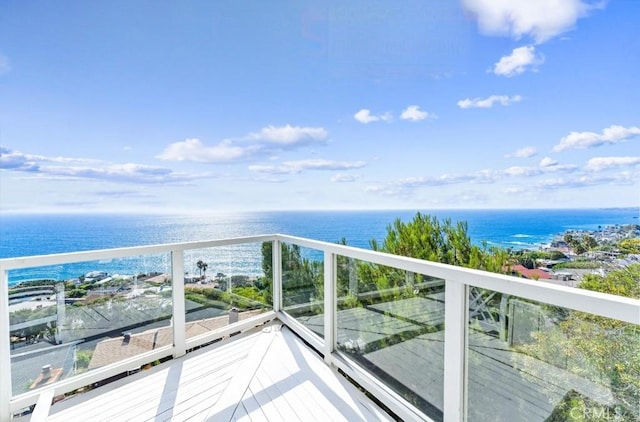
[280,242,325,338]
[7,254,172,396]
[466,289,640,422]
[335,256,446,421]
[182,243,271,341]
[1,237,638,422]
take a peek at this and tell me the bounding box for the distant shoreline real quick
[2,209,637,285]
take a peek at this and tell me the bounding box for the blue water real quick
[1,208,637,285]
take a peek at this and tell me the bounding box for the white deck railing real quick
[1,234,639,421]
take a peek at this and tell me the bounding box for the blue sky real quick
[0,0,638,213]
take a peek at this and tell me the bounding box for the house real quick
[509,264,552,280]
[88,309,264,370]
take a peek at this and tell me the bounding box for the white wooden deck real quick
[41,323,393,422]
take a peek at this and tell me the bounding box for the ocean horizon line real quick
[1,208,637,285]
[1,205,639,217]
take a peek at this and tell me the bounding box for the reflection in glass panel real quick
[336,257,446,421]
[182,243,271,338]
[8,254,172,395]
[280,243,325,338]
[467,290,640,422]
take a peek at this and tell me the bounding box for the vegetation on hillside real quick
[518,264,640,420]
[371,212,509,272]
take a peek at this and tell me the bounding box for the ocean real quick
[1,208,638,285]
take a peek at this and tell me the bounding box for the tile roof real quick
[88,309,265,369]
[510,264,552,280]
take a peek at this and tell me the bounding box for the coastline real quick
[2,208,638,286]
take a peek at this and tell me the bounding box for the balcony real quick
[1,234,639,421]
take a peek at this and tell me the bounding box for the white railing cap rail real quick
[0,234,279,270]
[274,234,640,325]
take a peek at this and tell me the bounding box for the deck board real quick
[248,340,324,422]
[44,323,392,422]
[238,390,268,422]
[46,333,259,421]
[50,334,258,422]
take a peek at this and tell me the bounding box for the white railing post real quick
[272,239,282,312]
[172,250,186,358]
[443,279,468,422]
[323,251,337,362]
[0,266,12,421]
[56,283,66,344]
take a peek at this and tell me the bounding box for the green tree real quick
[196,260,208,280]
[262,241,323,312]
[583,235,598,251]
[619,238,640,255]
[519,264,640,419]
[580,264,640,301]
[517,255,536,269]
[370,212,508,272]
[564,233,575,245]
[76,350,93,372]
[360,213,510,333]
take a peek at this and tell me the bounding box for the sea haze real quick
[1,208,637,284]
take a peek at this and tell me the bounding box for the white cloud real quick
[400,105,432,121]
[44,163,206,184]
[504,162,577,176]
[1,146,209,184]
[366,170,498,196]
[458,95,522,109]
[355,107,433,124]
[157,138,250,162]
[249,159,366,175]
[247,165,292,175]
[25,154,102,165]
[0,147,40,171]
[365,155,637,200]
[461,0,600,44]
[247,124,328,146]
[504,166,541,177]
[331,173,358,183]
[585,156,640,171]
[547,164,579,172]
[494,46,544,77]
[539,157,557,167]
[366,160,588,198]
[504,146,536,158]
[353,109,392,124]
[552,125,640,152]
[354,109,379,124]
[158,124,329,163]
[0,147,107,171]
[535,174,620,189]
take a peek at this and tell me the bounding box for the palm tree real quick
[196,260,208,280]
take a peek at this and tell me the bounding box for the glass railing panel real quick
[280,242,325,337]
[7,253,172,396]
[466,290,640,422]
[182,243,271,338]
[335,257,446,421]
